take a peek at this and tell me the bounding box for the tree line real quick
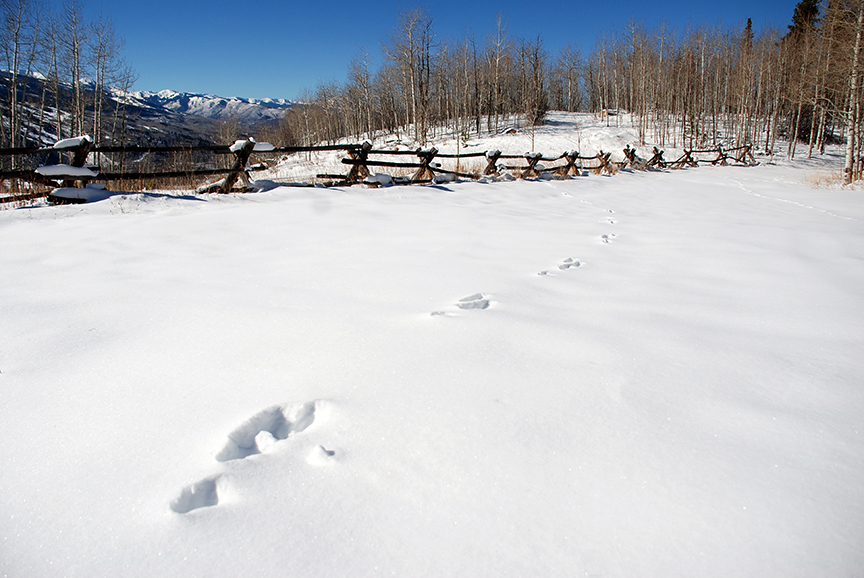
[587,0,864,182]
[1,0,135,155]
[270,11,568,153]
[5,0,864,184]
[272,1,864,183]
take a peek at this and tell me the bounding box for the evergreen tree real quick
[786,0,821,39]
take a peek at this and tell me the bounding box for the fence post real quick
[412,147,438,182]
[647,147,666,169]
[593,150,613,174]
[346,142,372,183]
[673,149,698,169]
[735,144,757,166]
[520,152,543,178]
[59,135,94,188]
[483,150,502,175]
[557,151,580,176]
[220,139,255,194]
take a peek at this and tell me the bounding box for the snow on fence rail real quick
[0,136,758,205]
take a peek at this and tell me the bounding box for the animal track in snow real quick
[456,293,490,310]
[216,402,317,462]
[170,476,220,514]
[306,445,337,466]
[539,257,583,276]
[170,400,324,514]
[558,257,582,270]
[600,233,617,243]
[431,293,492,315]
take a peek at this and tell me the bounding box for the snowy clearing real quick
[1,116,863,577]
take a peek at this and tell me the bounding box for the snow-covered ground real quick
[2,114,863,577]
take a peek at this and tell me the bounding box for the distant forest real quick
[4,0,864,183]
[274,0,864,183]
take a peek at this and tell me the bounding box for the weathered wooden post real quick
[220,139,255,194]
[484,150,502,175]
[520,152,543,178]
[672,149,698,169]
[624,146,650,170]
[733,144,757,166]
[68,137,93,167]
[623,145,636,166]
[624,145,650,170]
[412,147,438,182]
[345,141,372,183]
[557,151,581,176]
[592,150,613,174]
[57,135,93,188]
[647,147,666,169]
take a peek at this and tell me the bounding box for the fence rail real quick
[0,135,757,205]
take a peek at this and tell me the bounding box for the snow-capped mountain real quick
[0,70,296,148]
[130,89,294,123]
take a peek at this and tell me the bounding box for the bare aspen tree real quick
[734,19,754,146]
[108,64,135,147]
[384,8,433,145]
[845,1,864,183]
[40,11,65,142]
[2,0,40,150]
[88,13,124,145]
[557,44,582,112]
[347,49,374,140]
[60,0,88,137]
[486,15,509,133]
[515,36,547,148]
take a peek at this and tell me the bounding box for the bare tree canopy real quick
[1,0,135,159]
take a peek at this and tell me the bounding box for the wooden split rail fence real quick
[0,136,757,205]
[325,142,756,186]
[0,137,358,205]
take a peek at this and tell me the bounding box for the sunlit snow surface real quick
[2,119,864,577]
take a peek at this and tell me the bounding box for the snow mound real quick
[364,173,392,186]
[52,135,93,150]
[47,183,111,203]
[36,165,98,178]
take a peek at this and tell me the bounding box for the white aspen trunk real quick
[845,5,864,183]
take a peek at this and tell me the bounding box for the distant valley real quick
[1,71,295,148]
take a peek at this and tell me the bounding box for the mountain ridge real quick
[128,89,294,123]
[1,71,295,148]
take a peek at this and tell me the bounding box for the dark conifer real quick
[786,0,821,39]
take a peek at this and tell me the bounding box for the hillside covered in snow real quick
[1,115,862,577]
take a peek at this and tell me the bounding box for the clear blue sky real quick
[66,0,801,101]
